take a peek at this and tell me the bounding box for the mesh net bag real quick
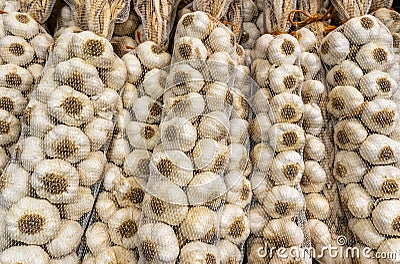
[320,14,400,262]
[0,10,53,182]
[130,11,253,263]
[246,30,313,262]
[0,0,132,262]
[329,0,372,23]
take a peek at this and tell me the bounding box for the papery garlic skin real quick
[95,191,118,223]
[77,151,106,186]
[359,134,400,165]
[320,31,350,65]
[108,207,141,249]
[63,187,94,221]
[270,150,304,186]
[342,184,374,219]
[363,166,400,199]
[349,218,385,249]
[263,218,304,248]
[179,206,218,242]
[333,151,368,184]
[17,136,44,172]
[372,200,400,236]
[179,241,220,264]
[0,163,29,208]
[305,193,330,220]
[216,239,242,264]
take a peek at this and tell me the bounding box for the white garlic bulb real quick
[6,197,61,245]
[45,220,83,258]
[305,193,330,220]
[268,123,305,152]
[349,218,385,249]
[363,166,400,198]
[95,246,138,264]
[301,80,326,105]
[175,11,214,40]
[220,204,250,244]
[180,241,220,263]
[187,171,226,207]
[301,160,327,193]
[0,109,20,146]
[137,222,179,263]
[122,53,143,84]
[268,65,304,94]
[305,219,331,248]
[250,143,274,171]
[333,151,368,184]
[108,207,141,249]
[302,103,323,136]
[359,70,398,99]
[18,136,44,171]
[143,180,188,225]
[356,42,394,71]
[342,184,374,218]
[320,31,350,65]
[326,60,363,87]
[327,86,365,119]
[77,151,106,186]
[216,239,242,264]
[136,41,171,70]
[299,52,322,80]
[165,63,204,96]
[123,150,151,179]
[359,134,400,165]
[343,15,382,45]
[95,191,117,222]
[334,119,368,150]
[263,218,304,248]
[372,200,400,236]
[270,150,304,186]
[0,245,50,264]
[303,134,326,161]
[63,186,94,220]
[361,98,399,135]
[192,138,229,174]
[225,171,252,207]
[261,185,305,218]
[267,34,301,66]
[268,92,304,124]
[126,121,160,150]
[31,159,79,203]
[85,222,110,256]
[179,206,218,242]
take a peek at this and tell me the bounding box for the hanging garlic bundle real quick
[247,29,316,262]
[0,9,53,177]
[133,10,252,263]
[320,14,400,263]
[82,0,176,262]
[0,0,132,262]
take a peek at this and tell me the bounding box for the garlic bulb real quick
[179,241,220,263]
[268,92,304,124]
[333,151,368,184]
[0,163,29,208]
[216,239,242,264]
[225,171,252,207]
[363,166,400,198]
[349,218,385,249]
[372,200,400,236]
[261,185,305,218]
[95,246,138,264]
[267,34,301,66]
[6,197,61,245]
[268,65,304,94]
[342,184,374,218]
[377,239,400,264]
[327,86,365,119]
[63,186,94,220]
[326,60,363,87]
[108,207,141,249]
[360,98,399,135]
[320,31,350,65]
[268,123,305,152]
[359,134,400,165]
[263,218,304,248]
[305,193,330,220]
[359,70,398,99]
[85,222,110,256]
[45,220,83,258]
[334,119,368,150]
[95,191,118,222]
[136,41,171,70]
[137,222,179,263]
[270,150,304,186]
[17,136,44,172]
[220,204,250,245]
[179,206,218,242]
[0,245,50,264]
[356,42,394,71]
[301,160,327,194]
[303,134,326,161]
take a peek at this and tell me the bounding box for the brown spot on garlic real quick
[283,76,296,90]
[392,216,400,232]
[15,14,30,24]
[83,39,105,57]
[331,96,345,110]
[138,159,150,175]
[360,17,374,29]
[372,48,387,63]
[282,131,298,147]
[382,179,399,194]
[141,241,157,261]
[182,14,194,26]
[379,146,394,161]
[335,163,347,178]
[24,107,32,126]
[178,43,191,58]
[283,164,300,181]
[5,73,22,86]
[377,78,391,93]
[0,97,14,112]
[228,218,245,238]
[203,227,217,244]
[9,43,25,56]
[150,197,166,216]
[205,253,217,264]
[281,104,296,121]
[240,184,251,201]
[157,158,175,178]
[63,71,85,92]
[211,155,227,174]
[336,130,351,145]
[18,214,45,235]
[151,45,163,54]
[118,219,138,239]
[141,126,155,140]
[275,201,291,216]
[149,103,162,117]
[43,173,68,194]
[241,32,250,43]
[60,97,83,116]
[393,34,400,49]
[281,40,295,55]
[333,70,346,86]
[125,188,145,205]
[53,138,78,160]
[372,109,395,128]
[0,120,10,134]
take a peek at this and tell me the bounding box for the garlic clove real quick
[334,119,368,150]
[341,183,374,218]
[263,218,304,248]
[45,220,83,258]
[301,160,327,193]
[333,151,368,184]
[359,134,400,165]
[85,222,110,256]
[327,86,364,119]
[305,193,330,220]
[349,218,385,249]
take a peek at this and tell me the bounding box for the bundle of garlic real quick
[130,11,252,263]
[0,11,53,173]
[320,14,400,262]
[296,25,354,264]
[247,32,312,263]
[82,37,172,264]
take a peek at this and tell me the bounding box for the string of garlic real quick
[321,15,400,262]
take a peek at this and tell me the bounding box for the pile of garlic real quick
[127,11,252,263]
[321,15,400,261]
[0,28,127,262]
[82,39,171,263]
[0,11,53,174]
[247,33,310,263]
